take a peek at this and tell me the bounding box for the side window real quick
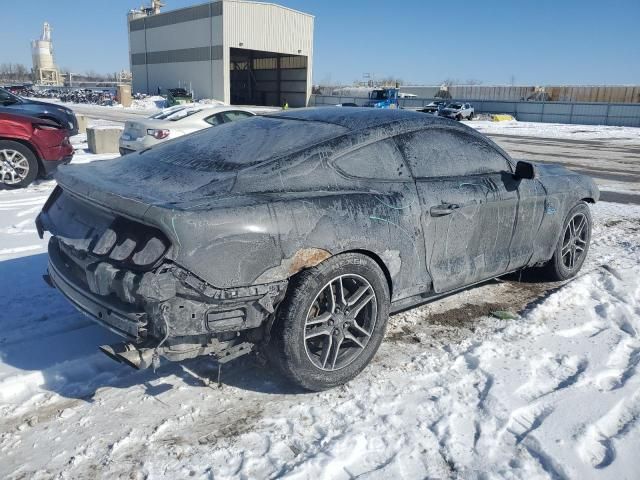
[204,114,223,126]
[222,111,253,123]
[0,89,14,104]
[334,139,412,180]
[396,128,511,178]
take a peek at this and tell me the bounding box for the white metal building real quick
[128,0,314,107]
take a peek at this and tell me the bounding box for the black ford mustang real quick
[37,108,598,390]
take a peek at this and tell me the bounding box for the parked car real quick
[440,102,475,120]
[118,105,277,155]
[0,112,73,187]
[418,101,448,114]
[37,108,598,390]
[0,87,79,135]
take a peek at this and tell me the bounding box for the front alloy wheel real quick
[0,141,39,188]
[0,149,30,185]
[540,201,592,281]
[561,212,588,270]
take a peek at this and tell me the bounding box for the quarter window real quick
[222,111,253,122]
[204,114,223,126]
[396,128,511,178]
[334,139,412,180]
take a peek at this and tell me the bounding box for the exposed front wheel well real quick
[581,197,596,204]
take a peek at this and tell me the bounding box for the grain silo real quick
[31,22,62,86]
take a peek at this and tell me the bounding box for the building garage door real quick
[230,48,307,107]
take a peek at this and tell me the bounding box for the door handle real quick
[430,203,461,216]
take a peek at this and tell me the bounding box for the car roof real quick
[267,107,457,133]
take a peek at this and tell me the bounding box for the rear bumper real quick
[47,240,147,340]
[119,147,135,156]
[45,235,287,342]
[119,136,158,152]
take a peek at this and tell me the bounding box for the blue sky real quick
[1,0,638,85]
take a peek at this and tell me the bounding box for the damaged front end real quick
[38,187,287,369]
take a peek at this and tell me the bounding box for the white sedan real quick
[118,105,279,154]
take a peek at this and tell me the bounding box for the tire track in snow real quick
[579,390,640,468]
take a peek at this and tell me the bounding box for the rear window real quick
[150,106,185,120]
[148,116,347,172]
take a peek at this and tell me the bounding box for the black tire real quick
[540,202,592,281]
[0,140,39,188]
[267,253,390,391]
[456,114,463,121]
[468,112,474,120]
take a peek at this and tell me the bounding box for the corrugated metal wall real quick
[344,85,640,103]
[310,95,640,127]
[223,1,313,56]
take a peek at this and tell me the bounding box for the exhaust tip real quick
[99,344,124,363]
[118,348,154,370]
[99,342,154,370]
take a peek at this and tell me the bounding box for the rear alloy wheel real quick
[0,141,39,188]
[540,202,592,281]
[268,253,390,391]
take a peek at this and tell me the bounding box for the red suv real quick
[0,112,74,188]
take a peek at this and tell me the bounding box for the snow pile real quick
[467,119,640,143]
[129,95,167,110]
[0,150,639,476]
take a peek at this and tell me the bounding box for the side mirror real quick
[515,160,536,180]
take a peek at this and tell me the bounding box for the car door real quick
[332,139,428,301]
[506,170,547,270]
[395,127,518,293]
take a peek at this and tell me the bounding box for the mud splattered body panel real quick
[38,108,599,349]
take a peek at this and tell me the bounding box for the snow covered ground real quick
[466,120,640,145]
[1,123,640,479]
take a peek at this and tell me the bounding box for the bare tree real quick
[0,63,32,83]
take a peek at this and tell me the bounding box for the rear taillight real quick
[147,128,170,140]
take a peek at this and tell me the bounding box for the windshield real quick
[165,107,204,121]
[370,90,388,101]
[150,106,206,121]
[447,103,463,109]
